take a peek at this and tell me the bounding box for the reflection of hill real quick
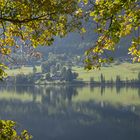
[1,99,140,140]
[0,86,140,140]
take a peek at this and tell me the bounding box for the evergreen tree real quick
[33,66,37,74]
[65,68,73,82]
[100,73,105,84]
[138,72,140,82]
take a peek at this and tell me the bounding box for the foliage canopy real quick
[0,0,139,77]
[0,0,80,78]
[80,0,140,69]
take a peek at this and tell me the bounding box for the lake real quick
[0,85,140,140]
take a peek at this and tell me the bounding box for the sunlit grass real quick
[73,62,140,81]
[5,66,41,76]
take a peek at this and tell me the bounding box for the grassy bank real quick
[5,66,41,76]
[5,62,140,82]
[73,63,140,82]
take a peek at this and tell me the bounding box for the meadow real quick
[5,66,42,76]
[5,62,140,82]
[73,62,140,82]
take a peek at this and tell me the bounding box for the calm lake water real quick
[0,85,140,140]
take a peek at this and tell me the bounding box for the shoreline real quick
[0,80,140,88]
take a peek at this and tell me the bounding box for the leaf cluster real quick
[0,120,32,140]
[79,0,140,69]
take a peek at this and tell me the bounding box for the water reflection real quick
[0,85,140,140]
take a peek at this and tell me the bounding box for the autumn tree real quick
[79,0,140,69]
[0,0,80,78]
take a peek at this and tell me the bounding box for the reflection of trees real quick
[0,86,140,140]
[1,97,140,122]
[138,88,140,97]
[0,86,35,94]
[1,99,140,140]
[116,85,121,94]
[41,86,78,105]
[100,85,105,95]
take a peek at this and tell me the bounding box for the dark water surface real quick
[0,85,140,140]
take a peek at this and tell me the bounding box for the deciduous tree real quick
[0,0,80,78]
[79,0,140,69]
